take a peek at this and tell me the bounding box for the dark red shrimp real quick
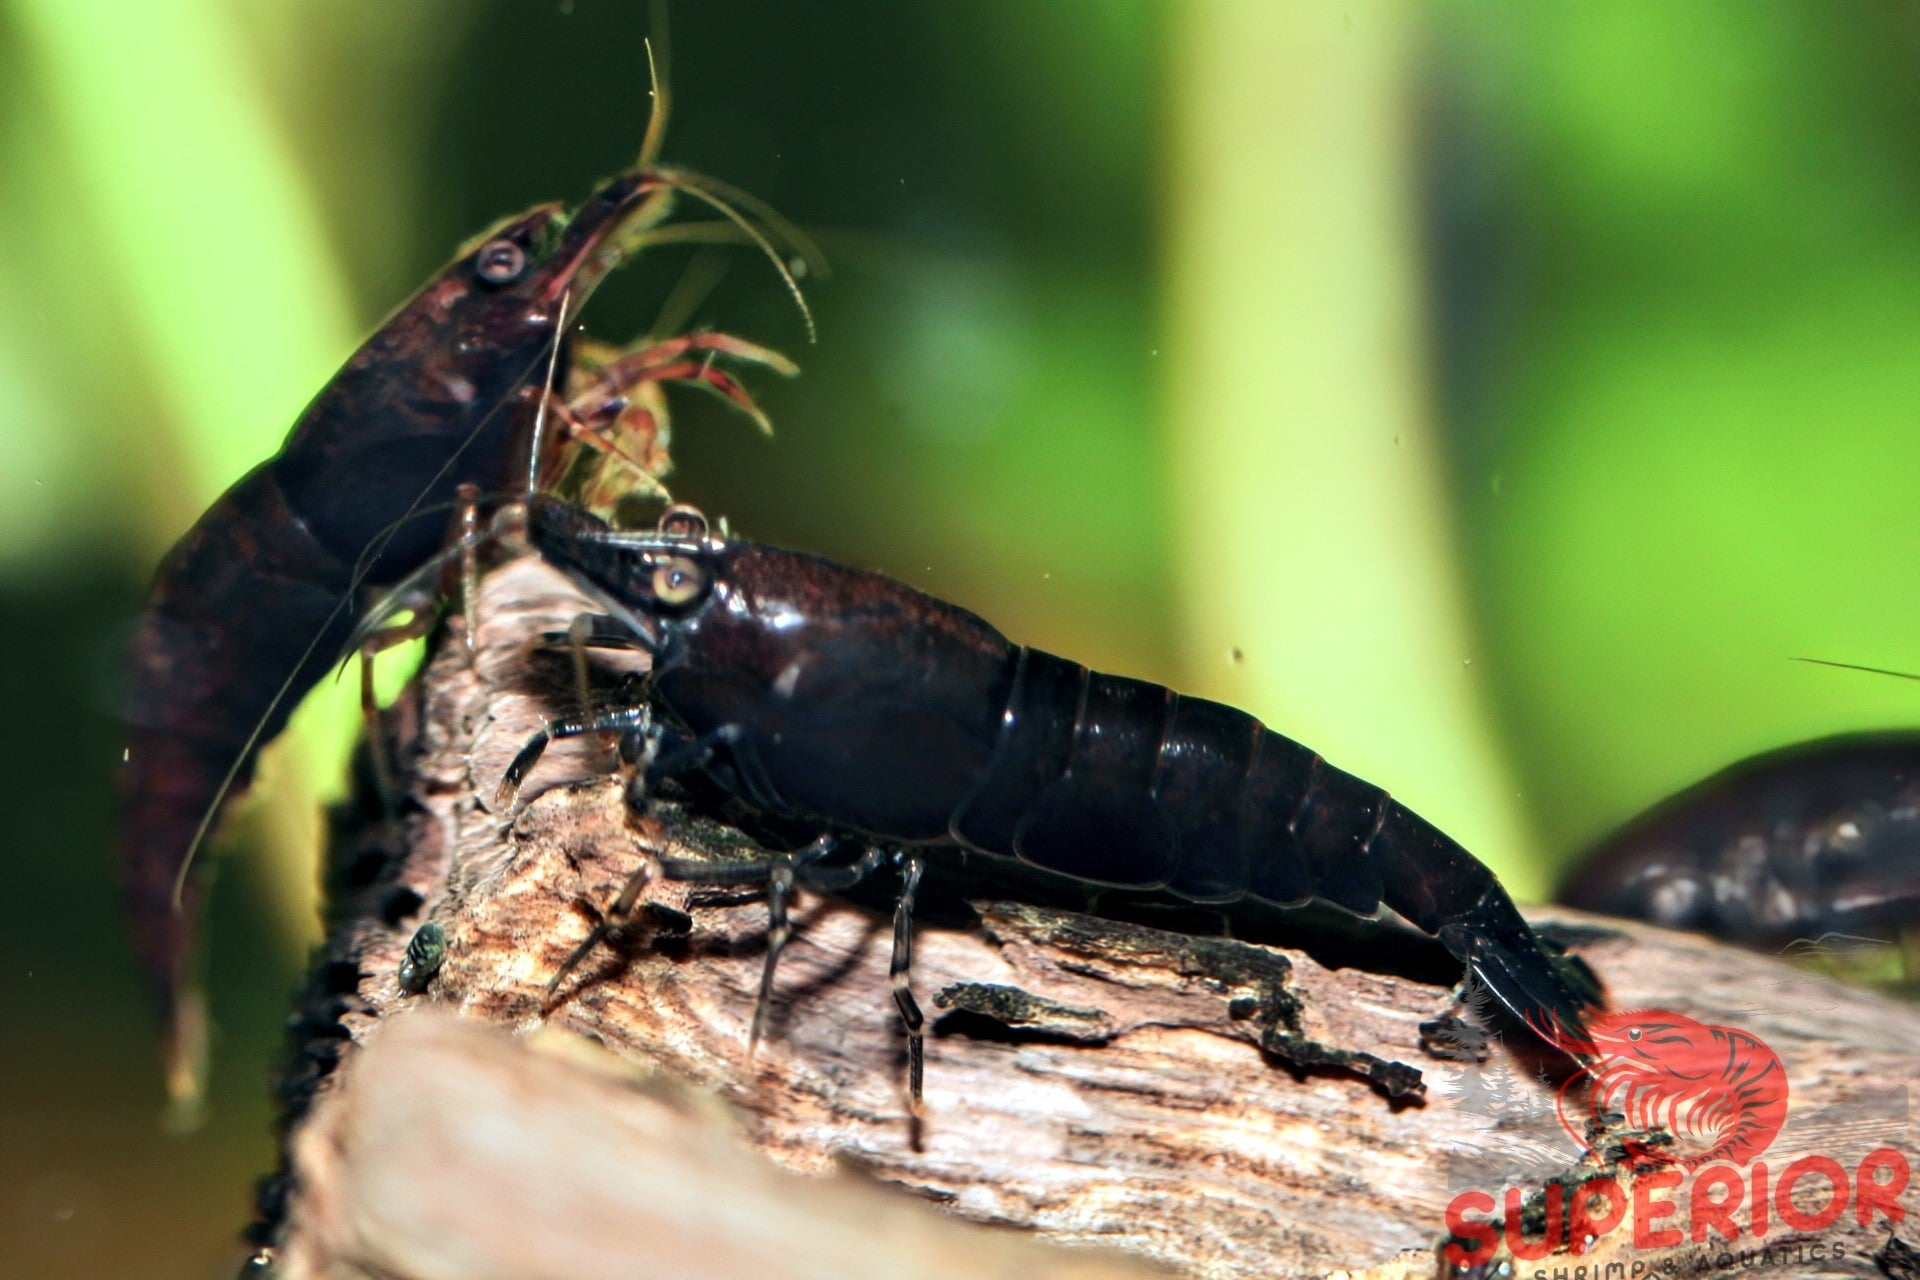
[121,152,811,1115]
[1548,1009,1788,1170]
[497,498,1605,1105]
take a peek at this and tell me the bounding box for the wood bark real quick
[270,556,1920,1280]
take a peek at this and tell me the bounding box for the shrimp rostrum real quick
[122,157,808,1114]
[501,498,1606,1100]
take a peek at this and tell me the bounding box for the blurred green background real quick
[7,2,1920,1275]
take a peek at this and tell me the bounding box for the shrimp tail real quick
[1366,807,1604,1045]
[1436,889,1605,1048]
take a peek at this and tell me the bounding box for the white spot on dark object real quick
[444,375,476,404]
[1650,877,1701,924]
[773,662,803,699]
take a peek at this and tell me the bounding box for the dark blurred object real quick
[1877,1228,1920,1280]
[1559,733,1920,977]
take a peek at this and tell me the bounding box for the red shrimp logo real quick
[1547,1010,1788,1171]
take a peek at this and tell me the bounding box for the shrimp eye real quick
[1628,1028,1642,1041]
[475,238,528,285]
[658,504,709,540]
[651,555,708,608]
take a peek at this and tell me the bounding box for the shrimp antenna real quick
[338,498,532,666]
[666,167,829,281]
[1793,656,1920,682]
[630,5,823,342]
[171,604,347,910]
[343,329,570,593]
[527,286,574,494]
[658,168,816,341]
[618,221,775,254]
[638,11,671,170]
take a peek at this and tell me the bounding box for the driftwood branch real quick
[271,556,1920,1280]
